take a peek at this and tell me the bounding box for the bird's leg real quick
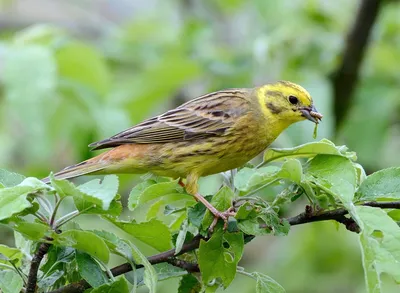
[178,178,186,188]
[186,174,236,232]
[192,192,236,232]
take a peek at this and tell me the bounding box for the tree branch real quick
[331,0,384,129]
[49,201,400,293]
[26,242,52,293]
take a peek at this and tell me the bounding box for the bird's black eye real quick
[289,95,298,104]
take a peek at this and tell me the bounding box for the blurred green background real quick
[0,0,399,292]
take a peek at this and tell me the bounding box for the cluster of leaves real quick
[1,139,400,293]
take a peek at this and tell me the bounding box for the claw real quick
[209,207,237,232]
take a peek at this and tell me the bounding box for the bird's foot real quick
[209,206,236,233]
[191,192,236,232]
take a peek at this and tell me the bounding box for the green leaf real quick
[0,245,23,267]
[0,270,23,293]
[175,219,189,255]
[37,270,64,289]
[131,263,186,288]
[125,240,157,293]
[128,180,156,210]
[234,166,280,192]
[91,276,129,293]
[56,41,111,96]
[77,175,119,210]
[138,179,183,205]
[305,155,357,206]
[357,206,400,291]
[238,209,289,237]
[0,186,33,221]
[128,179,193,220]
[198,230,244,288]
[0,169,25,187]
[76,251,108,288]
[178,274,201,293]
[251,272,285,293]
[14,222,50,241]
[262,139,356,165]
[202,187,234,229]
[75,196,122,217]
[277,159,303,184]
[53,230,110,263]
[51,176,119,212]
[109,218,172,251]
[357,167,400,201]
[41,246,75,275]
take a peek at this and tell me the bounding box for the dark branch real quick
[26,242,52,293]
[166,258,200,273]
[49,201,400,293]
[331,0,384,129]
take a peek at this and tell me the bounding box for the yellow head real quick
[258,80,322,123]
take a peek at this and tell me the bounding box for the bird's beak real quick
[299,105,323,124]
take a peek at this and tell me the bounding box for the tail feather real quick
[42,160,106,184]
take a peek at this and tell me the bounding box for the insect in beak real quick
[299,106,323,124]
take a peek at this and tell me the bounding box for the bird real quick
[43,80,322,229]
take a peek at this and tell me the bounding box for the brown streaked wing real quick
[89,89,252,150]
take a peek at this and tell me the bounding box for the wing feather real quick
[89,89,252,150]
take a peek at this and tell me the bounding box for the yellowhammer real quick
[43,81,322,229]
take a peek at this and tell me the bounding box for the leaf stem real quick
[36,194,53,216]
[236,268,256,280]
[55,205,95,229]
[50,196,67,228]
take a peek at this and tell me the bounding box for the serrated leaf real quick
[357,167,400,201]
[251,272,285,293]
[178,274,201,293]
[202,187,234,229]
[51,176,119,212]
[138,179,184,205]
[262,139,356,165]
[277,159,303,184]
[305,155,357,206]
[14,222,50,241]
[76,251,108,288]
[0,245,23,267]
[41,246,75,275]
[53,230,109,263]
[0,169,25,187]
[91,276,129,293]
[0,270,23,293]
[109,218,172,251]
[357,206,400,291]
[37,270,64,289]
[77,175,119,210]
[238,210,289,237]
[198,230,244,288]
[234,166,280,192]
[0,186,33,221]
[128,180,156,210]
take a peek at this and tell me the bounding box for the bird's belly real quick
[151,133,270,178]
